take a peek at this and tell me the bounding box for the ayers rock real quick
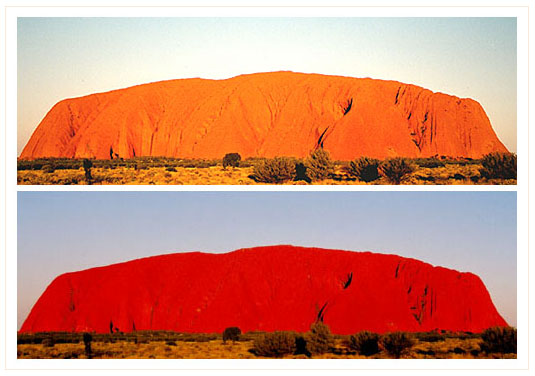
[20,245,507,334]
[20,71,508,160]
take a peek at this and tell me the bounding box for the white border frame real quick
[2,1,532,374]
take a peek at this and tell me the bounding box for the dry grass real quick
[17,337,516,359]
[17,163,515,185]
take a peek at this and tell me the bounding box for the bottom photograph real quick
[17,191,517,359]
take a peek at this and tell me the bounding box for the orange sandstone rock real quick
[20,72,508,160]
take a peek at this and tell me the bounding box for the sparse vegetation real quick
[347,331,380,356]
[304,148,335,181]
[17,329,515,359]
[347,157,380,182]
[382,332,416,358]
[379,158,416,184]
[17,155,516,185]
[480,326,517,354]
[480,152,517,180]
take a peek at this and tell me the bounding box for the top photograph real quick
[17,17,517,185]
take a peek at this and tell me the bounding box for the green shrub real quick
[347,331,380,356]
[379,158,415,184]
[222,153,241,169]
[347,157,380,182]
[252,331,296,357]
[222,327,241,343]
[381,332,415,358]
[480,152,517,180]
[250,157,296,184]
[305,149,335,181]
[305,322,334,355]
[480,326,517,354]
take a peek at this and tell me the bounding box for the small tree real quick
[305,148,335,181]
[222,153,241,169]
[222,327,241,343]
[347,331,380,356]
[252,331,296,357]
[83,159,93,185]
[348,157,380,182]
[381,332,415,358]
[305,322,334,355]
[83,332,93,358]
[379,158,415,184]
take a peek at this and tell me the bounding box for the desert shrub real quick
[222,327,241,343]
[347,331,380,356]
[414,331,446,343]
[347,157,380,182]
[165,167,177,172]
[381,332,415,358]
[480,326,517,354]
[42,338,55,348]
[413,158,445,168]
[42,164,55,173]
[305,322,334,355]
[250,157,296,184]
[379,158,415,184]
[252,331,296,357]
[222,153,241,169]
[480,152,517,180]
[165,340,177,346]
[304,149,335,181]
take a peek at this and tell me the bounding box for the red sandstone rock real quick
[20,245,507,334]
[20,72,507,160]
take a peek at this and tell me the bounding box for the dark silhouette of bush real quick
[379,158,415,184]
[222,327,242,343]
[252,331,296,357]
[347,331,380,356]
[222,153,241,169]
[83,159,93,184]
[305,148,335,181]
[250,157,297,183]
[42,338,55,347]
[348,157,380,182]
[294,335,311,357]
[305,322,334,355]
[83,332,93,358]
[480,326,517,354]
[294,162,311,183]
[381,332,415,358]
[480,152,517,180]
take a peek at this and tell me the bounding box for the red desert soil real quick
[20,71,507,160]
[20,245,507,334]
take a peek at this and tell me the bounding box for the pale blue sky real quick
[17,17,517,155]
[18,191,517,329]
